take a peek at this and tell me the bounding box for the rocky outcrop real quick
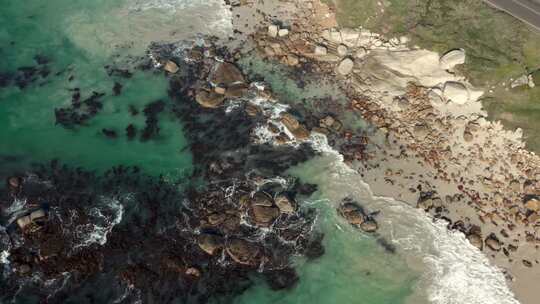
[440,49,466,70]
[337,199,378,233]
[280,113,310,140]
[198,233,224,255]
[275,194,296,214]
[337,58,354,75]
[443,81,469,105]
[163,60,179,73]
[209,62,245,87]
[467,234,483,250]
[226,238,261,266]
[195,89,226,108]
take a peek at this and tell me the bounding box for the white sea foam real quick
[73,197,124,249]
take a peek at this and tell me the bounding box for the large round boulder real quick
[209,62,245,87]
[195,89,225,108]
[250,205,280,226]
[360,220,378,233]
[275,195,296,214]
[197,234,224,255]
[337,58,354,75]
[440,49,466,70]
[338,203,365,226]
[226,238,261,265]
[443,82,469,105]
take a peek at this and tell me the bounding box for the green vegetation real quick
[325,0,540,150]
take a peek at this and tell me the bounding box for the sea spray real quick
[73,197,124,249]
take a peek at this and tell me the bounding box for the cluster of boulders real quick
[0,158,323,302]
[337,198,378,233]
[191,59,248,108]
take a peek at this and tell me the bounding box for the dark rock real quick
[140,100,165,141]
[226,238,261,266]
[7,176,22,189]
[485,234,502,251]
[197,233,224,255]
[264,267,299,290]
[102,128,117,138]
[126,124,137,140]
[104,65,133,78]
[467,234,483,250]
[112,82,122,96]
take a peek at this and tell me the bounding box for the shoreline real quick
[228,0,540,302]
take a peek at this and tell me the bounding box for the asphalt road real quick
[485,0,540,31]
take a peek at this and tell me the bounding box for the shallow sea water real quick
[0,1,520,304]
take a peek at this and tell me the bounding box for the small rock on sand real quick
[278,28,289,37]
[485,235,502,251]
[268,25,278,38]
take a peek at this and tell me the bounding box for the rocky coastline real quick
[1,0,540,302]
[226,0,540,302]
